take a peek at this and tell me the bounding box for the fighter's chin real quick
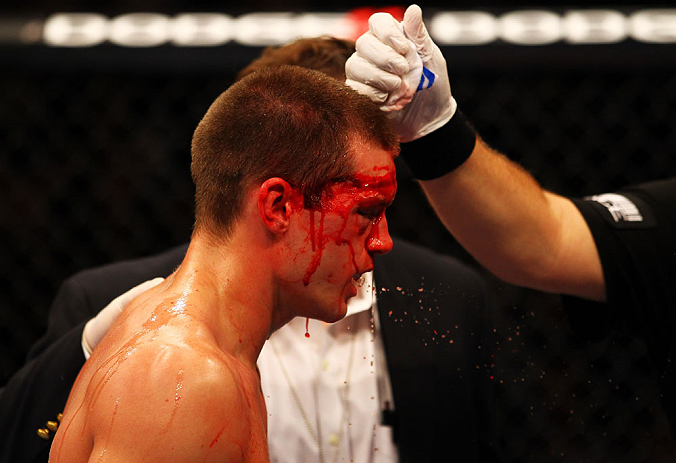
[348,278,360,297]
[324,288,353,323]
[316,301,347,324]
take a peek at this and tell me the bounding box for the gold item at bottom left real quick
[37,412,63,440]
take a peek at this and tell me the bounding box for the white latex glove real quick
[347,12,423,112]
[346,4,457,142]
[82,277,164,359]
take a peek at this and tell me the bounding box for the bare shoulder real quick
[82,339,267,462]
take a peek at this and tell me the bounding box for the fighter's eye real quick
[357,207,382,221]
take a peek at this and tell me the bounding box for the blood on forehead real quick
[324,168,397,205]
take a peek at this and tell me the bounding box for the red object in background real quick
[345,6,406,40]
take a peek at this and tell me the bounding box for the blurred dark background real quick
[1,1,676,462]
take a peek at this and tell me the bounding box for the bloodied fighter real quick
[49,65,398,462]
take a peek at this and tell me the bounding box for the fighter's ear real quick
[258,178,299,234]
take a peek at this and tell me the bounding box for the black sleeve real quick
[565,178,676,355]
[26,277,96,361]
[0,323,86,463]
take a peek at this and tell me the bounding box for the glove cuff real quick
[400,109,476,180]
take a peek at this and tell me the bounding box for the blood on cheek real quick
[299,171,396,286]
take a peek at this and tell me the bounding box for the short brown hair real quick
[191,65,398,237]
[236,37,355,82]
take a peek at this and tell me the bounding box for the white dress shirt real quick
[258,272,398,463]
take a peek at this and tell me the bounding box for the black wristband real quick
[400,109,476,181]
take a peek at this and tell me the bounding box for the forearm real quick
[346,4,604,300]
[421,137,558,278]
[418,136,604,300]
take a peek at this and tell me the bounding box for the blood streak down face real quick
[303,168,397,284]
[282,143,397,323]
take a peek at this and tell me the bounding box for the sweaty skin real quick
[50,275,269,463]
[49,141,397,463]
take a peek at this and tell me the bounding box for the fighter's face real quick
[281,141,396,322]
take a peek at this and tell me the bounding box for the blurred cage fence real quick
[1,7,676,462]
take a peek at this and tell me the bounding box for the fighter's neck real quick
[166,234,280,367]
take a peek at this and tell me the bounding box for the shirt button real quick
[328,433,340,446]
[321,359,329,371]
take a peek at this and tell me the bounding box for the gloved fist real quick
[346,4,457,142]
[346,11,423,112]
[82,277,164,359]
